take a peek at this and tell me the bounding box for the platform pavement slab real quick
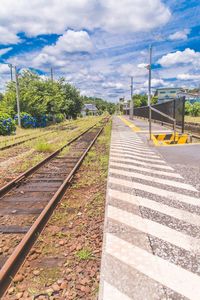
[99,116,200,300]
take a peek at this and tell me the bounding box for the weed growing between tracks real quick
[0,116,103,188]
[5,120,111,300]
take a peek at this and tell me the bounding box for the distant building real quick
[155,88,181,103]
[81,103,98,116]
[177,91,200,104]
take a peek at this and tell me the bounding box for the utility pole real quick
[148,45,152,140]
[14,66,21,127]
[8,64,13,81]
[129,76,134,120]
[51,67,54,82]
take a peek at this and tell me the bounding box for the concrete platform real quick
[99,116,200,300]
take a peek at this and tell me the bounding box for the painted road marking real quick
[107,205,200,253]
[112,141,143,146]
[110,145,156,154]
[109,189,200,228]
[103,281,132,300]
[112,142,151,148]
[109,177,200,207]
[110,149,160,158]
[110,153,167,164]
[105,233,200,300]
[110,158,174,171]
[111,154,169,166]
[109,168,197,192]
[109,162,182,179]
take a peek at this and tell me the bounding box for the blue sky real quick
[0,0,199,102]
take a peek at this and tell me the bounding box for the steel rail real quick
[0,131,54,151]
[0,123,106,297]
[0,121,78,151]
[0,121,102,198]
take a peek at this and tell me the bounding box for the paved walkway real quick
[99,116,200,300]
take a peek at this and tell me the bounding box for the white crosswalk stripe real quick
[105,233,200,300]
[107,205,200,253]
[100,116,200,300]
[103,281,132,300]
[110,153,168,164]
[110,149,160,158]
[109,189,200,227]
[109,167,197,192]
[110,145,160,154]
[110,176,200,207]
[112,143,152,150]
[110,157,173,170]
[110,162,183,179]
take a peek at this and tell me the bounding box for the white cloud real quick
[144,78,167,88]
[0,26,20,44]
[120,63,148,77]
[0,47,12,56]
[43,30,93,55]
[177,73,200,80]
[100,0,171,33]
[0,0,170,44]
[0,63,10,74]
[168,29,190,41]
[158,48,200,67]
[102,82,125,89]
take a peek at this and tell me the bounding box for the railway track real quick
[0,131,54,151]
[0,118,108,297]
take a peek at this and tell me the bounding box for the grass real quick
[185,116,200,123]
[35,141,55,152]
[75,248,93,260]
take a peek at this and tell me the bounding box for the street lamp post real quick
[130,76,134,120]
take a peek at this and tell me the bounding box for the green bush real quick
[55,113,65,123]
[185,101,192,115]
[190,102,200,117]
[15,112,36,128]
[0,112,16,135]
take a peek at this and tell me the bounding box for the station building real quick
[155,88,181,103]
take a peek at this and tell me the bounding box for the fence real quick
[134,97,185,132]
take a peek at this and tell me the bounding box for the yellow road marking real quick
[119,116,141,132]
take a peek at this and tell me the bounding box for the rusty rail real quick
[0,121,107,297]
[0,122,100,198]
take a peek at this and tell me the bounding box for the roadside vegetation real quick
[0,116,104,188]
[185,101,200,118]
[0,70,115,135]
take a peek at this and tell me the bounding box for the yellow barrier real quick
[152,133,188,146]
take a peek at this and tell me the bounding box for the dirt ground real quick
[4,121,111,300]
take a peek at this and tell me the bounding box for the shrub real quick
[0,112,16,135]
[185,101,192,115]
[36,115,48,127]
[55,113,65,123]
[190,102,200,117]
[15,112,36,128]
[35,141,54,152]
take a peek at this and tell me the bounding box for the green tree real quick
[190,102,200,117]
[1,70,83,121]
[133,94,148,108]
